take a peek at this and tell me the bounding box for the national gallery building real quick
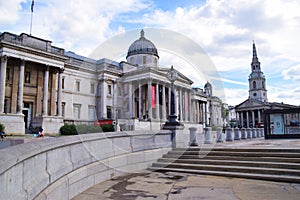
[0,30,223,134]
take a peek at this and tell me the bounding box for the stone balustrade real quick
[0,130,172,200]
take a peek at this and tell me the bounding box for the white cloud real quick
[281,64,300,81]
[0,0,26,26]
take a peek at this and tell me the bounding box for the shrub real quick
[0,123,5,132]
[59,124,77,135]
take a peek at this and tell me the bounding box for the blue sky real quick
[1,0,300,106]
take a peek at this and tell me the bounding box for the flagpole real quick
[30,10,33,35]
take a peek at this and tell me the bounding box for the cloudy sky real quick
[1,0,300,106]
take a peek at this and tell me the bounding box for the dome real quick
[126,30,159,58]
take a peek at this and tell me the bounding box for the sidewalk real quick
[73,171,300,200]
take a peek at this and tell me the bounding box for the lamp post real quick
[167,65,178,123]
[163,66,184,148]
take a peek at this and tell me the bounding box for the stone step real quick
[176,148,300,153]
[157,158,300,170]
[167,150,300,158]
[151,162,300,176]
[163,154,300,163]
[148,166,300,183]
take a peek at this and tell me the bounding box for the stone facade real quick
[0,30,223,134]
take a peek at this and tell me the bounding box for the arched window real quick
[143,56,146,65]
[253,81,256,89]
[262,81,265,89]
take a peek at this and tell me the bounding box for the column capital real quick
[1,55,8,63]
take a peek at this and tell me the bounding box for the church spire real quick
[252,40,259,63]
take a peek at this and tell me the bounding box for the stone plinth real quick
[0,113,25,135]
[226,128,233,141]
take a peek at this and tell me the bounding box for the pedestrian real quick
[38,127,44,137]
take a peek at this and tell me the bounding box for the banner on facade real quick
[152,86,155,108]
[272,114,284,134]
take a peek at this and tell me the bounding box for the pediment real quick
[235,99,267,110]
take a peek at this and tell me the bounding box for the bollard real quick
[252,128,257,138]
[216,127,223,143]
[261,128,265,137]
[189,127,198,146]
[204,127,213,144]
[241,128,247,139]
[256,128,261,137]
[226,127,233,141]
[247,128,252,139]
[234,127,241,140]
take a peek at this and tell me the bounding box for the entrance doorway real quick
[22,102,32,134]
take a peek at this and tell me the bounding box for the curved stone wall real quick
[0,130,172,200]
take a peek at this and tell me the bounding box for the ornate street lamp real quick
[167,65,178,123]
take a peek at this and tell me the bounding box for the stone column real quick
[162,84,166,120]
[0,55,8,113]
[42,65,49,116]
[184,91,188,121]
[128,82,133,118]
[174,86,177,116]
[147,79,152,119]
[101,80,107,118]
[168,86,171,117]
[57,69,63,116]
[258,110,261,123]
[236,112,239,127]
[241,112,244,128]
[246,111,249,128]
[155,83,159,119]
[179,88,183,121]
[252,110,255,127]
[204,102,207,126]
[138,82,142,119]
[17,59,25,113]
[189,92,192,122]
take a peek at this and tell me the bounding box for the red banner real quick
[152,86,156,108]
[94,119,113,126]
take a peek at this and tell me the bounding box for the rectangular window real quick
[90,83,95,94]
[62,77,65,89]
[143,56,146,65]
[76,81,80,92]
[73,104,81,119]
[62,102,66,117]
[108,85,112,95]
[25,72,30,83]
[89,106,96,121]
[107,106,112,119]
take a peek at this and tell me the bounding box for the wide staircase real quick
[149,147,300,183]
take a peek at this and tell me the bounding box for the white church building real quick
[0,30,223,134]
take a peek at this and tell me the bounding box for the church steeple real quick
[248,42,268,102]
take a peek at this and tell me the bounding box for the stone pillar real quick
[162,84,166,120]
[155,83,159,119]
[101,80,107,118]
[241,128,247,139]
[189,127,198,146]
[42,65,49,116]
[0,55,8,113]
[252,128,257,138]
[147,79,152,119]
[216,127,223,143]
[236,112,239,127]
[17,59,25,113]
[246,111,249,128]
[204,102,207,126]
[168,86,171,117]
[234,127,240,140]
[174,87,177,116]
[246,128,252,139]
[226,127,233,141]
[128,82,133,118]
[258,110,261,123]
[189,92,192,122]
[204,127,212,144]
[252,111,255,127]
[57,69,63,116]
[179,89,183,121]
[241,112,244,128]
[138,82,142,119]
